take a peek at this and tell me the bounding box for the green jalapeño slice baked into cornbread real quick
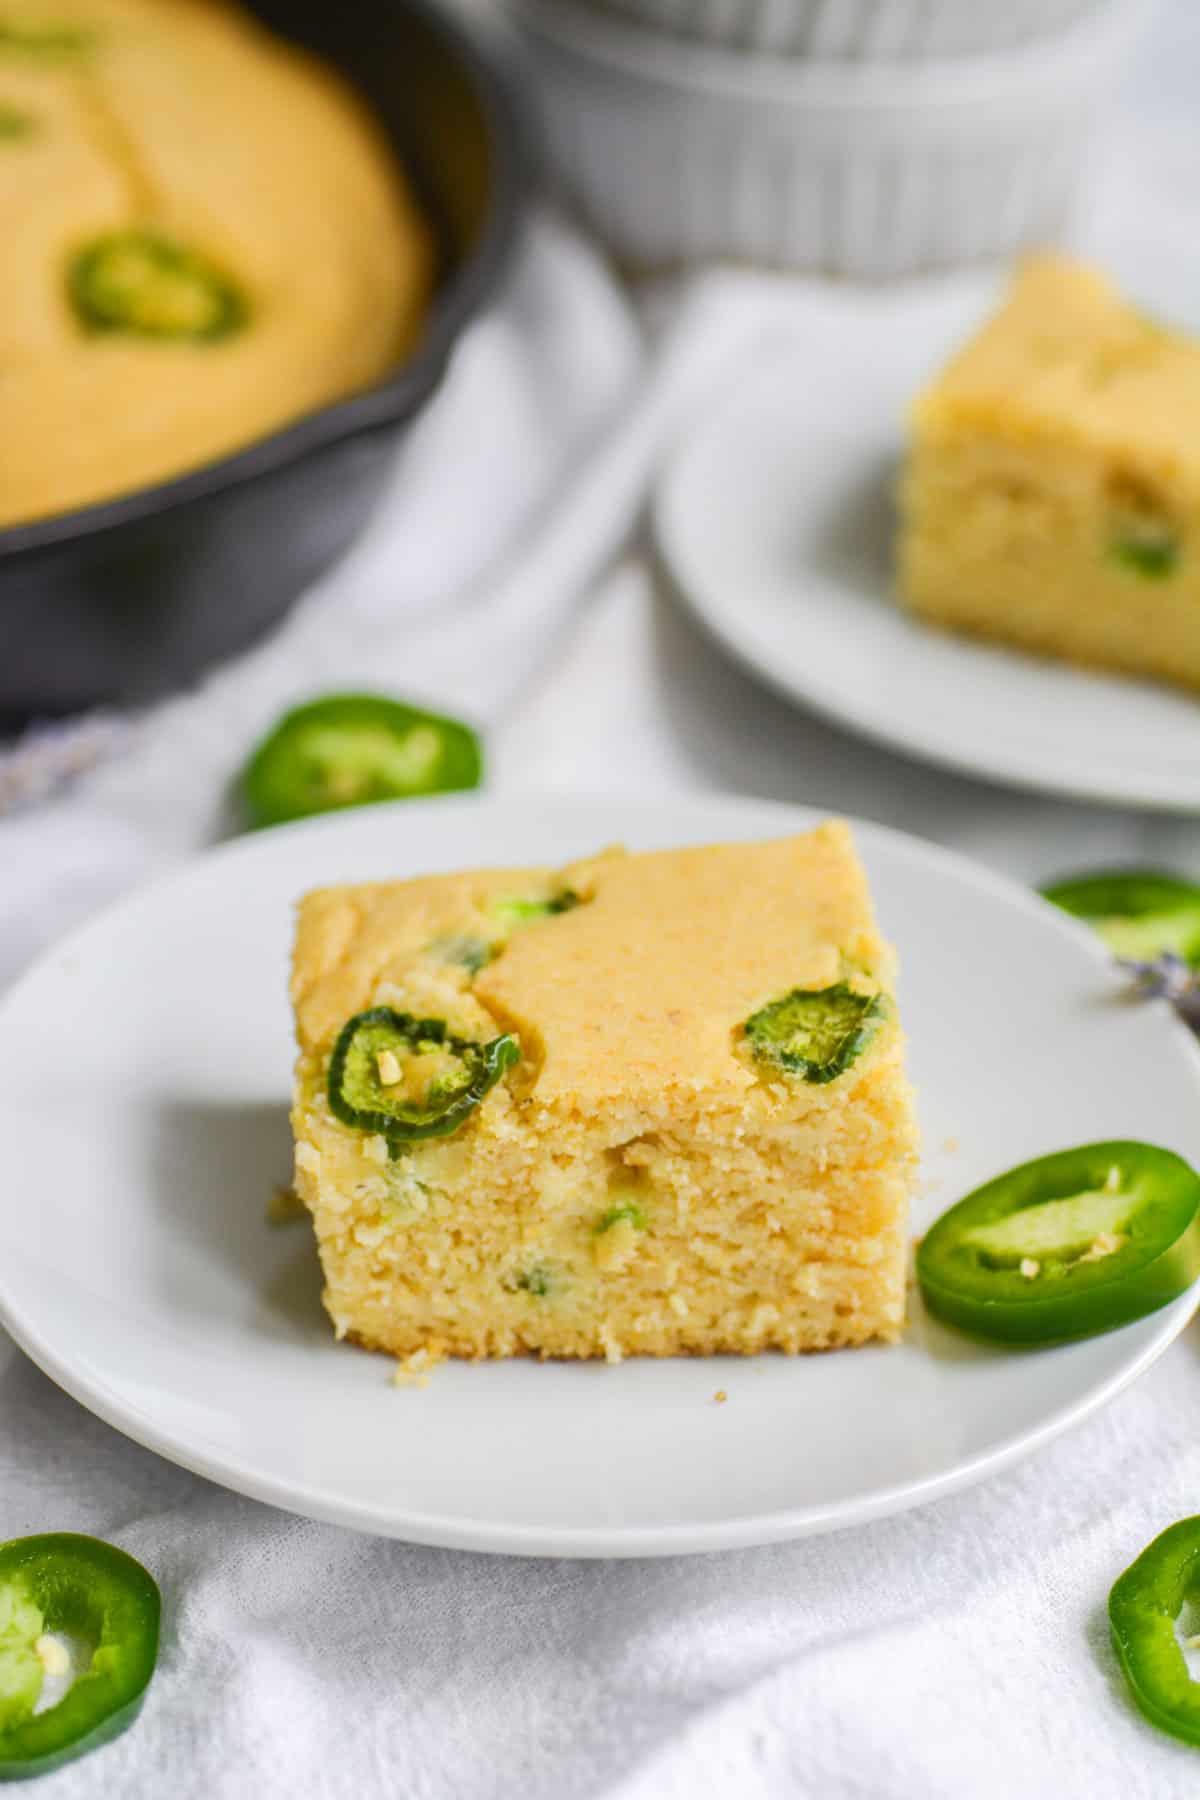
[289,824,919,1362]
[900,256,1200,692]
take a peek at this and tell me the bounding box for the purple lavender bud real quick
[1119,952,1200,1032]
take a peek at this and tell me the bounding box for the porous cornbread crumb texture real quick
[899,256,1200,692]
[289,825,919,1362]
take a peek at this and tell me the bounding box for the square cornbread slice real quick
[900,256,1200,691]
[289,823,918,1362]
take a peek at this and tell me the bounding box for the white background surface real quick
[4,2,1200,1794]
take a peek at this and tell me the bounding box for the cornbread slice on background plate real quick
[900,255,1200,693]
[290,822,919,1363]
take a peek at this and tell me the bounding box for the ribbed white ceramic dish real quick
[514,0,1148,276]
[584,0,1103,59]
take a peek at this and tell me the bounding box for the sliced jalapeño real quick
[0,1533,160,1781]
[327,1007,518,1146]
[917,1141,1200,1346]
[241,694,483,829]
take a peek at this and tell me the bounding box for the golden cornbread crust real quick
[1,0,431,528]
[900,256,1200,692]
[290,825,919,1362]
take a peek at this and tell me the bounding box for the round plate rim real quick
[653,375,1200,816]
[1,790,1197,1556]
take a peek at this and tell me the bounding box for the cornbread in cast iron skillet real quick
[0,0,527,720]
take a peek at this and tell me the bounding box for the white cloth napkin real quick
[8,28,1200,1797]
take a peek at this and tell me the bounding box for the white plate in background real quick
[655,277,1200,813]
[0,793,1197,1556]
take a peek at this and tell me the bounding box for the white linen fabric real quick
[5,14,1200,1792]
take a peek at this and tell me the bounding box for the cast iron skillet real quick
[0,0,528,720]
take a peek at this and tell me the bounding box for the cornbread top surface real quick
[291,822,893,1109]
[914,255,1200,485]
[1,0,431,528]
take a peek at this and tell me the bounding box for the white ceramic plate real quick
[655,276,1200,812]
[1,793,1197,1557]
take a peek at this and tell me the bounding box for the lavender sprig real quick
[1119,951,1200,1035]
[0,711,130,816]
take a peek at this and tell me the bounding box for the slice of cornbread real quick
[289,824,918,1362]
[900,256,1200,691]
